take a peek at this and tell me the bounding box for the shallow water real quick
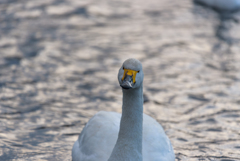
[0,0,240,160]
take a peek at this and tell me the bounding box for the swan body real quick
[195,0,240,11]
[72,111,174,161]
[72,58,175,161]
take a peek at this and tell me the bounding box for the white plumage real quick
[72,111,174,161]
[72,58,175,161]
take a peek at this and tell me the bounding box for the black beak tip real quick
[120,85,132,90]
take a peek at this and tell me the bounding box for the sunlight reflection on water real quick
[0,0,240,160]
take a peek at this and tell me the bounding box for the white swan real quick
[195,0,240,11]
[72,58,175,161]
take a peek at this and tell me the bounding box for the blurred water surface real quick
[0,0,240,160]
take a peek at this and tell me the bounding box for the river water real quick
[0,0,240,160]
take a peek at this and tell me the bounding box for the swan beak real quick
[120,74,133,89]
[121,69,138,89]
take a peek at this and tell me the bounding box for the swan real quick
[195,0,240,11]
[72,58,175,161]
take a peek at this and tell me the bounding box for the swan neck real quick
[108,85,143,161]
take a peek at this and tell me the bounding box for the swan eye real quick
[123,67,124,70]
[138,71,140,73]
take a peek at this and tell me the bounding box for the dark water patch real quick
[83,69,98,75]
[177,138,188,142]
[92,95,115,102]
[92,46,115,55]
[198,145,207,149]
[168,95,176,104]
[0,18,18,34]
[6,85,23,90]
[192,155,238,160]
[34,126,56,130]
[0,0,17,4]
[1,105,42,115]
[34,121,81,130]
[189,120,202,125]
[157,42,187,54]
[1,111,22,115]
[50,6,88,18]
[18,34,43,58]
[194,140,219,145]
[227,75,240,81]
[165,74,178,79]
[80,92,116,102]
[215,92,228,97]
[21,79,38,85]
[145,10,161,17]
[189,109,240,121]
[18,92,37,98]
[0,148,16,161]
[0,115,21,120]
[11,143,24,147]
[174,129,205,139]
[66,76,82,81]
[206,63,220,71]
[62,133,80,136]
[109,13,129,19]
[0,43,12,48]
[143,93,149,103]
[0,125,16,132]
[77,83,95,90]
[195,139,239,145]
[154,101,165,105]
[147,87,166,94]
[205,105,216,109]
[74,7,88,16]
[193,33,210,39]
[206,128,222,132]
[234,146,240,149]
[49,55,69,65]
[0,82,5,88]
[199,149,206,153]
[184,103,205,114]
[222,113,240,118]
[175,153,187,161]
[4,57,22,65]
[206,118,217,124]
[0,103,16,110]
[94,22,106,27]
[0,96,15,101]
[222,114,240,118]
[188,94,210,102]
[18,130,55,147]
[157,119,179,124]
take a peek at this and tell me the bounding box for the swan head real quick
[118,58,144,90]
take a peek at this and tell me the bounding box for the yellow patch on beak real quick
[122,69,138,83]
